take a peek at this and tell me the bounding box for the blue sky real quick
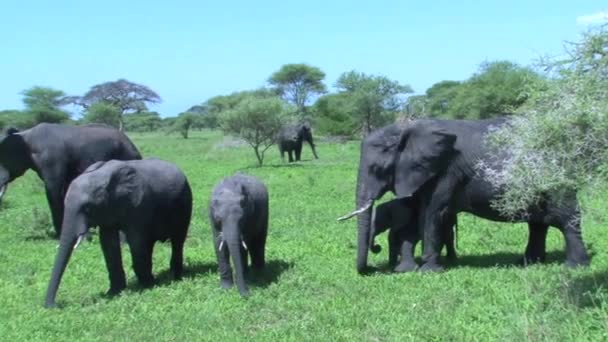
[0,1,606,117]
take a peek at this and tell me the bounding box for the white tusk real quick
[242,241,248,250]
[219,240,225,251]
[337,201,373,221]
[73,235,84,250]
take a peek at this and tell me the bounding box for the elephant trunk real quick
[306,137,319,159]
[44,210,87,308]
[356,178,375,274]
[225,232,249,297]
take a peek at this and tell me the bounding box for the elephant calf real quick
[371,198,457,272]
[209,173,269,297]
[44,159,192,308]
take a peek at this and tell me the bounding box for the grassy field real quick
[1,130,607,341]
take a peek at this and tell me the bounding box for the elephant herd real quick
[0,117,593,309]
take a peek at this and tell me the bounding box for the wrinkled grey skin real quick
[209,173,268,297]
[348,118,589,273]
[372,198,457,272]
[44,159,192,308]
[0,124,141,237]
[278,123,319,162]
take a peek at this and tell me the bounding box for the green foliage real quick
[1,131,607,340]
[335,71,413,135]
[268,63,327,119]
[220,95,286,165]
[82,102,121,127]
[21,86,70,125]
[0,110,32,130]
[171,112,202,139]
[123,111,162,132]
[481,26,608,217]
[411,61,543,119]
[312,93,358,136]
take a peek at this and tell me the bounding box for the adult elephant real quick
[340,118,590,273]
[278,123,319,162]
[0,124,142,237]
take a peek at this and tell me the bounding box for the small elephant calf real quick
[371,198,457,272]
[209,173,269,297]
[44,159,192,308]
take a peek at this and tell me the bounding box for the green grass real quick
[1,130,607,341]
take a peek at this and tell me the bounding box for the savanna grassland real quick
[1,130,607,341]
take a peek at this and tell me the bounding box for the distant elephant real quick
[44,159,192,308]
[371,198,457,272]
[209,173,269,297]
[278,123,319,162]
[340,118,589,273]
[0,124,142,237]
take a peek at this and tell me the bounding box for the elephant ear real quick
[394,122,457,198]
[109,164,144,208]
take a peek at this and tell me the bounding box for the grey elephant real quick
[371,198,457,272]
[277,123,319,162]
[209,173,268,297]
[340,117,589,273]
[44,158,192,308]
[0,124,141,237]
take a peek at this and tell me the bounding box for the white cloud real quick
[577,11,608,25]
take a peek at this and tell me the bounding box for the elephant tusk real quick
[73,235,84,250]
[219,240,225,251]
[242,241,248,250]
[337,201,373,221]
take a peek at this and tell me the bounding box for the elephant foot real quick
[238,288,250,298]
[564,256,590,268]
[220,279,234,289]
[394,261,417,273]
[519,254,545,266]
[419,262,444,272]
[106,285,126,297]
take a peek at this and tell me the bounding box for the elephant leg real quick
[387,229,400,267]
[443,213,458,262]
[523,222,548,265]
[127,233,155,288]
[419,183,454,272]
[287,151,294,163]
[213,229,233,289]
[248,234,266,270]
[99,227,127,295]
[295,144,302,161]
[550,212,590,267]
[280,148,286,162]
[170,235,186,280]
[44,180,66,238]
[394,235,418,273]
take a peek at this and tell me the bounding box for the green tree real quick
[446,61,543,119]
[220,96,286,166]
[82,102,121,127]
[65,79,161,131]
[123,111,162,132]
[335,71,413,135]
[0,110,31,129]
[268,63,326,119]
[481,26,608,217]
[21,86,70,125]
[171,112,202,139]
[313,93,358,136]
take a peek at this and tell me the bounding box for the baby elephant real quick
[371,198,457,272]
[209,173,269,297]
[44,159,192,308]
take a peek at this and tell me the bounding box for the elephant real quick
[209,173,268,297]
[339,117,590,273]
[277,123,319,162]
[0,124,142,237]
[44,158,192,308]
[371,198,457,272]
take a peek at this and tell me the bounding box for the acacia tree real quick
[66,79,161,131]
[220,96,286,166]
[268,63,326,119]
[21,86,70,125]
[481,26,608,217]
[335,71,412,135]
[82,102,121,127]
